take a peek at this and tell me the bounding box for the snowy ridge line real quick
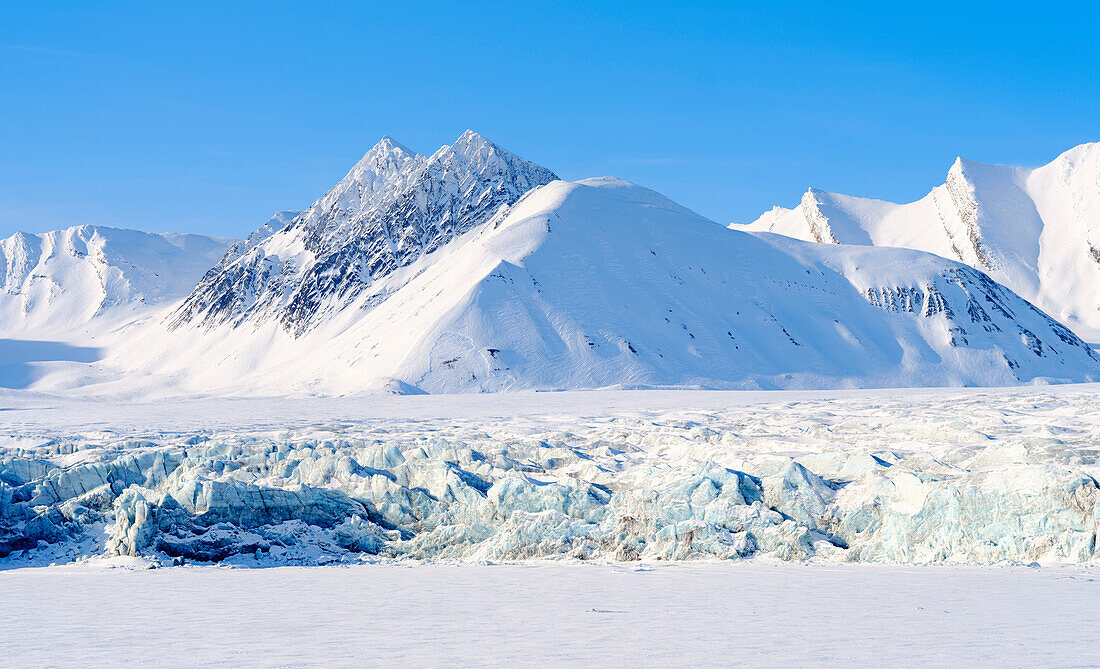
[168,130,559,335]
[4,388,1100,566]
[0,225,234,338]
[98,177,1100,398]
[736,141,1100,341]
[4,135,1100,397]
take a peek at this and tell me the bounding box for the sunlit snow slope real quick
[170,131,558,335]
[735,143,1100,340]
[0,226,233,338]
[116,177,1100,395]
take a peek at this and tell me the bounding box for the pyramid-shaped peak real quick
[356,135,419,164]
[947,155,1021,186]
[947,155,971,178]
[171,128,559,334]
[432,130,559,184]
[801,187,832,206]
[457,128,490,144]
[375,134,416,155]
[340,135,423,188]
[438,129,502,160]
[802,187,850,203]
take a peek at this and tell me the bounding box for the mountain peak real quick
[743,141,1100,341]
[375,134,416,155]
[352,135,419,171]
[947,156,985,184]
[457,128,488,144]
[433,129,499,161]
[430,130,559,190]
[1052,141,1100,167]
[170,130,559,334]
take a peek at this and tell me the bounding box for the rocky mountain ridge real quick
[736,142,1100,340]
[170,130,559,335]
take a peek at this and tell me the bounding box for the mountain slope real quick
[170,131,559,335]
[735,142,1100,340]
[0,226,233,338]
[108,178,1100,396]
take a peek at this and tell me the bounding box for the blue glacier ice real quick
[3,392,1100,566]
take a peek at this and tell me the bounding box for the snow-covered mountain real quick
[735,142,1100,340]
[112,175,1100,395]
[170,130,559,335]
[5,134,1095,396]
[0,226,233,338]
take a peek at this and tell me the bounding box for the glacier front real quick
[3,387,1100,567]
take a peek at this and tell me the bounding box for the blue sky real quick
[3,2,1098,239]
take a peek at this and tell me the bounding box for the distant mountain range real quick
[4,134,1099,396]
[735,143,1100,341]
[0,226,232,338]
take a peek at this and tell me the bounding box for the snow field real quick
[2,562,1098,667]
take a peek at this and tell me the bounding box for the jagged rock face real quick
[800,189,840,244]
[943,159,993,271]
[171,131,559,335]
[737,142,1100,341]
[854,263,1089,365]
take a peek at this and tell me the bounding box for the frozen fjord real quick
[3,561,1098,668]
[4,386,1100,566]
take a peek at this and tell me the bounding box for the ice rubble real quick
[3,391,1100,566]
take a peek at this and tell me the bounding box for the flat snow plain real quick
[3,383,1097,431]
[3,561,1098,667]
[5,385,1100,666]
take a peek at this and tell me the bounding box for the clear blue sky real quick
[3,2,1098,239]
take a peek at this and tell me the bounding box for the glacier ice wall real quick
[3,391,1100,566]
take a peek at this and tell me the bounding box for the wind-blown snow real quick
[5,385,1100,567]
[736,142,1100,341]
